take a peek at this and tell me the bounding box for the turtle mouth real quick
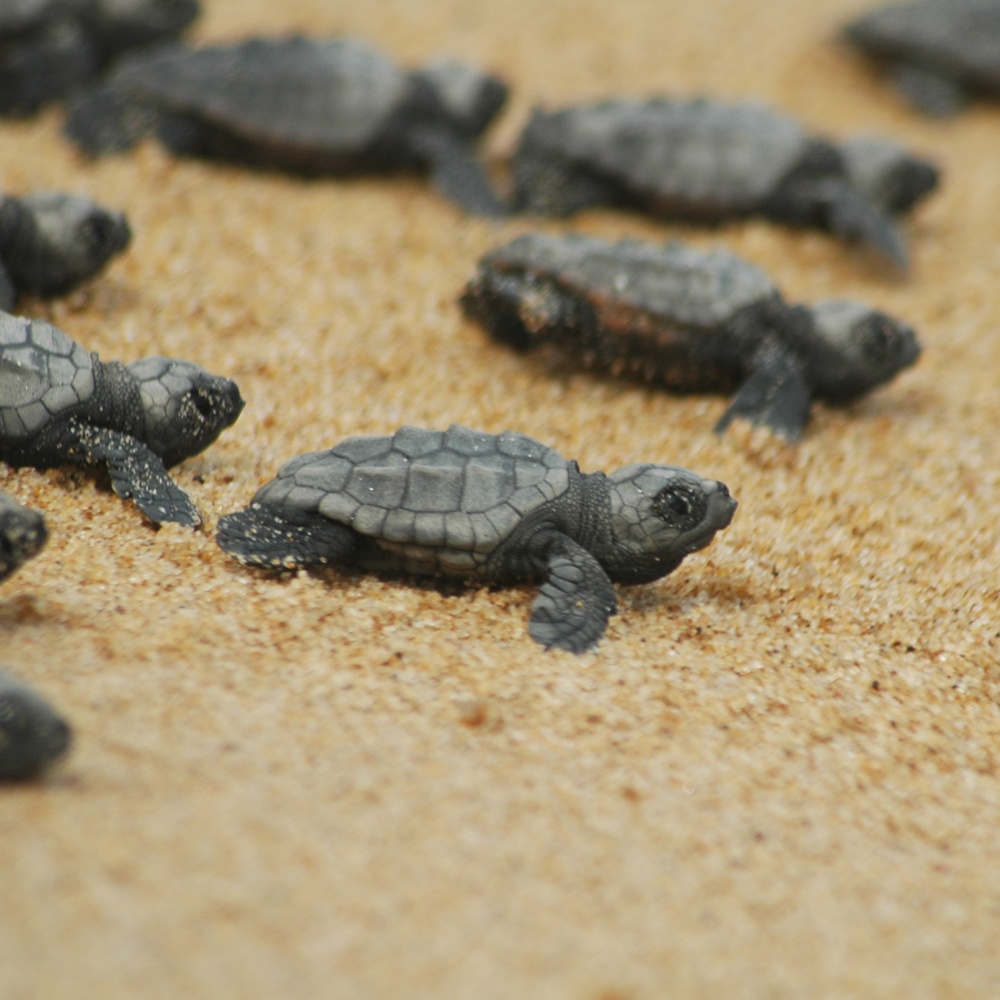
[683,483,737,553]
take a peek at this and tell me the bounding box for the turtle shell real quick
[254,425,572,574]
[482,233,780,329]
[845,0,1000,89]
[0,313,94,443]
[0,0,61,34]
[520,98,812,213]
[113,36,412,154]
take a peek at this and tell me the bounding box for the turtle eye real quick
[651,483,705,528]
[187,388,216,420]
[856,316,896,364]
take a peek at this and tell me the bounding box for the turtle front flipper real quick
[407,126,508,217]
[822,182,909,270]
[888,63,969,118]
[217,503,358,571]
[771,176,908,270]
[526,532,617,653]
[715,345,812,441]
[73,422,201,526]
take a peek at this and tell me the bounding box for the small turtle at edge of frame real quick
[0,311,245,527]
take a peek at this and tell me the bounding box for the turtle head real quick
[414,60,509,137]
[127,357,245,467]
[0,501,48,583]
[804,300,921,402]
[0,677,72,780]
[13,192,132,297]
[840,135,940,214]
[600,465,737,584]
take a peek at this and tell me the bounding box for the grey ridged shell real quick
[254,425,571,573]
[0,313,94,442]
[484,232,779,328]
[112,36,410,150]
[524,98,811,210]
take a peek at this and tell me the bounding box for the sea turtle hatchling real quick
[510,97,936,269]
[0,0,200,117]
[460,233,921,441]
[63,35,509,216]
[0,489,47,583]
[216,425,737,654]
[0,311,245,526]
[844,0,1000,117]
[0,190,132,308]
[0,669,72,780]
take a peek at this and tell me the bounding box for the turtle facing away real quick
[0,489,47,583]
[510,97,936,269]
[0,0,200,117]
[0,191,132,308]
[844,0,1000,117]
[0,669,72,780]
[63,35,509,216]
[216,425,737,653]
[460,233,921,441]
[0,312,245,526]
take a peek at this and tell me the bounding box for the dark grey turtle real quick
[0,0,199,117]
[0,669,72,780]
[460,233,921,441]
[217,424,737,653]
[510,97,934,269]
[0,311,245,526]
[844,0,1000,117]
[63,35,509,216]
[0,489,47,582]
[0,191,132,308]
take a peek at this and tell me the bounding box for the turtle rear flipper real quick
[74,423,201,526]
[715,348,812,441]
[63,78,160,155]
[217,504,358,571]
[407,126,508,217]
[527,532,617,653]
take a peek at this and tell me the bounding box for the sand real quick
[1,1,999,997]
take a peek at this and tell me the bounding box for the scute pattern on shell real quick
[0,313,94,441]
[487,234,779,327]
[113,36,410,150]
[254,425,571,574]
[525,98,810,209]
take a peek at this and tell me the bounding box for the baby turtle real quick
[460,233,921,441]
[844,0,1000,117]
[0,669,72,780]
[0,191,132,308]
[63,35,509,216]
[0,311,245,526]
[217,424,737,653]
[510,97,929,269]
[0,0,200,117]
[0,489,47,583]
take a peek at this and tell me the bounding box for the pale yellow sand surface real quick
[1,1,999,997]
